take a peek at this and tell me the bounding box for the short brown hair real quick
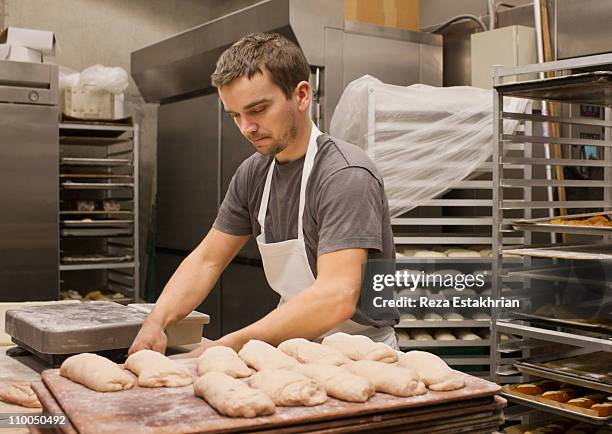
[211,32,310,99]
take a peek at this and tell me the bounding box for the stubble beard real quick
[257,112,298,157]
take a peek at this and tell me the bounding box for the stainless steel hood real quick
[131,0,343,103]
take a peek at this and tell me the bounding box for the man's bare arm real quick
[215,248,367,352]
[128,228,249,354]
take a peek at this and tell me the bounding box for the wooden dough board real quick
[38,359,502,434]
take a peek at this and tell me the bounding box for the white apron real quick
[255,122,397,348]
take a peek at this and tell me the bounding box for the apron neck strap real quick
[257,122,322,240]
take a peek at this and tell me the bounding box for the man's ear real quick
[294,80,311,113]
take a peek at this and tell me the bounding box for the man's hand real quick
[128,319,168,355]
[171,338,219,359]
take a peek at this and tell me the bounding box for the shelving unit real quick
[58,121,140,304]
[492,53,612,427]
[388,119,529,380]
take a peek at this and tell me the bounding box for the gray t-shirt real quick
[213,134,399,327]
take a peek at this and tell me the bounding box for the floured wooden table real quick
[34,359,505,434]
[0,346,47,434]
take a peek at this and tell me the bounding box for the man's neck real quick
[274,120,312,164]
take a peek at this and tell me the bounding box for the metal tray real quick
[398,339,490,348]
[61,182,134,189]
[512,211,612,236]
[60,254,133,264]
[513,312,612,335]
[395,320,490,328]
[495,71,612,106]
[61,219,133,228]
[515,362,612,394]
[60,157,132,166]
[501,386,612,425]
[504,244,612,261]
[60,227,133,237]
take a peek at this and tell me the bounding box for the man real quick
[129,32,398,357]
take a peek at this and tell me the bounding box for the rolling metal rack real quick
[366,88,531,378]
[58,121,140,304]
[492,53,612,427]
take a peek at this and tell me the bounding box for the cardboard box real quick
[62,86,125,120]
[344,0,419,31]
[0,43,42,63]
[0,26,55,54]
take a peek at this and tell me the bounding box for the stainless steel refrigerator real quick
[0,61,59,301]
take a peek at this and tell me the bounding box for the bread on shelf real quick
[590,402,612,417]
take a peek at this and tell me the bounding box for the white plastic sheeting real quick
[330,75,529,217]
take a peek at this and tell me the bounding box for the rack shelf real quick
[58,122,139,303]
[492,53,612,426]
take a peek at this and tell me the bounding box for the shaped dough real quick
[456,330,481,341]
[197,346,251,378]
[443,312,463,321]
[344,360,426,397]
[194,372,275,417]
[411,329,433,341]
[321,333,397,363]
[125,350,193,387]
[400,313,417,321]
[248,369,327,406]
[397,350,464,391]
[278,338,350,366]
[423,312,443,321]
[472,312,491,321]
[238,340,300,371]
[0,383,41,408]
[414,250,446,258]
[60,353,134,392]
[444,249,480,258]
[434,329,456,341]
[296,363,374,402]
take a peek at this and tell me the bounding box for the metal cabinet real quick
[0,61,59,302]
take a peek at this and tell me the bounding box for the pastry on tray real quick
[549,214,612,227]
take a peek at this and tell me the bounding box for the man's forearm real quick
[220,280,357,351]
[147,253,223,328]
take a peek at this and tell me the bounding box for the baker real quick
[129,32,398,357]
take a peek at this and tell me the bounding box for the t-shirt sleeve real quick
[212,160,253,236]
[315,167,384,256]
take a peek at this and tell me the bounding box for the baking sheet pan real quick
[512,211,612,236]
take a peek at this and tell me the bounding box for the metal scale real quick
[5,302,209,366]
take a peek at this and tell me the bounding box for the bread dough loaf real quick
[296,363,375,402]
[238,340,300,371]
[411,329,433,341]
[444,249,480,258]
[344,360,426,397]
[443,312,463,321]
[125,350,193,388]
[400,313,417,321]
[396,330,410,341]
[414,250,446,258]
[434,329,456,341]
[456,329,481,341]
[278,338,350,366]
[321,333,397,363]
[0,383,41,408]
[397,350,465,391]
[472,312,490,321]
[423,312,443,321]
[197,346,251,378]
[60,353,134,392]
[248,369,327,406]
[194,372,275,417]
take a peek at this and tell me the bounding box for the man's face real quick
[219,68,300,156]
